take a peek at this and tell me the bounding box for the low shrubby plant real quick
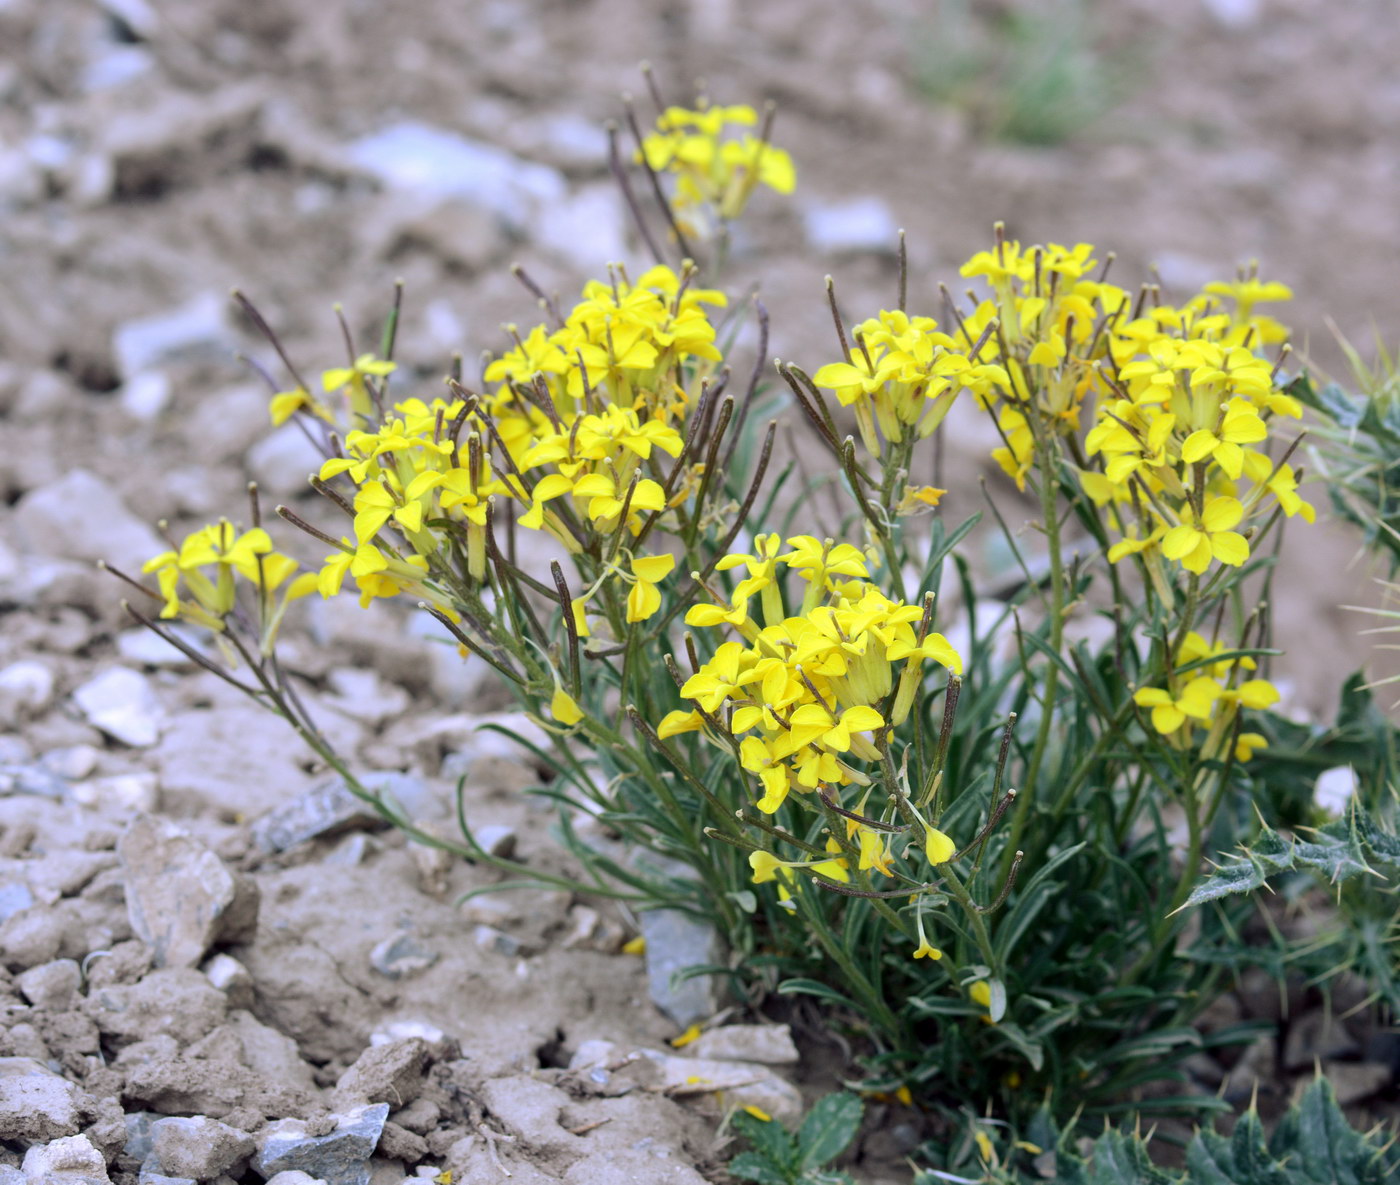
[108,79,1399,1177]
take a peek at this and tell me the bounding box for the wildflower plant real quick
[108,76,1400,1172]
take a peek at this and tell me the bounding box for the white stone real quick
[1315,765,1358,818]
[1201,0,1261,28]
[82,45,155,93]
[324,669,410,726]
[370,1020,444,1047]
[532,184,629,271]
[73,667,164,748]
[13,470,165,574]
[112,292,228,381]
[0,660,56,725]
[116,626,205,667]
[40,745,100,780]
[683,1024,799,1065]
[345,122,566,229]
[512,111,608,168]
[70,772,161,813]
[803,195,899,255]
[20,1133,110,1183]
[118,371,172,422]
[20,1137,109,1182]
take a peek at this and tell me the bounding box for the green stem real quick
[1002,440,1067,870]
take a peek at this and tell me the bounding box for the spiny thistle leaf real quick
[1041,1079,1396,1184]
[1185,807,1400,908]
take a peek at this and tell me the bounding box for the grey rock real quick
[70,773,160,814]
[112,292,229,381]
[154,707,316,817]
[1283,1009,1359,1070]
[151,1115,255,1180]
[345,123,565,229]
[803,195,899,255]
[1327,1060,1391,1104]
[0,765,68,800]
[262,1174,325,1185]
[387,1098,438,1136]
[323,834,373,866]
[332,1039,428,1110]
[654,1052,803,1124]
[40,746,101,780]
[368,933,438,981]
[245,425,322,497]
[472,926,521,958]
[375,1121,426,1164]
[532,184,628,270]
[640,909,725,1027]
[250,779,385,854]
[0,904,66,969]
[477,1077,579,1159]
[82,44,155,92]
[13,470,165,574]
[122,1111,160,1170]
[121,1012,319,1119]
[85,968,228,1046]
[0,661,56,726]
[323,670,410,727]
[0,880,35,922]
[117,627,205,669]
[74,668,165,748]
[683,1024,799,1065]
[16,960,82,1010]
[252,1103,390,1185]
[138,1174,194,1185]
[0,1057,86,1143]
[20,1134,110,1184]
[119,816,259,968]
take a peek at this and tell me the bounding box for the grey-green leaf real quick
[797,1092,864,1170]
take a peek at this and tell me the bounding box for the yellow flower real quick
[912,934,943,960]
[1235,732,1268,762]
[924,825,955,865]
[1161,496,1249,574]
[572,472,666,527]
[1179,397,1267,480]
[856,826,894,877]
[551,685,583,726]
[625,554,675,622]
[1134,677,1222,735]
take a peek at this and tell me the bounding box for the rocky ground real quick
[2,0,1399,1180]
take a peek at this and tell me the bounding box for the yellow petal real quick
[924,826,956,865]
[551,686,583,726]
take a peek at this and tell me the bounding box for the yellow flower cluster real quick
[288,265,722,618]
[812,309,1010,458]
[1084,275,1313,578]
[934,231,1310,578]
[143,520,316,651]
[638,102,795,231]
[1133,630,1278,760]
[659,535,962,817]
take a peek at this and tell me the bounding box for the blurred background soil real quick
[4,0,1399,715]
